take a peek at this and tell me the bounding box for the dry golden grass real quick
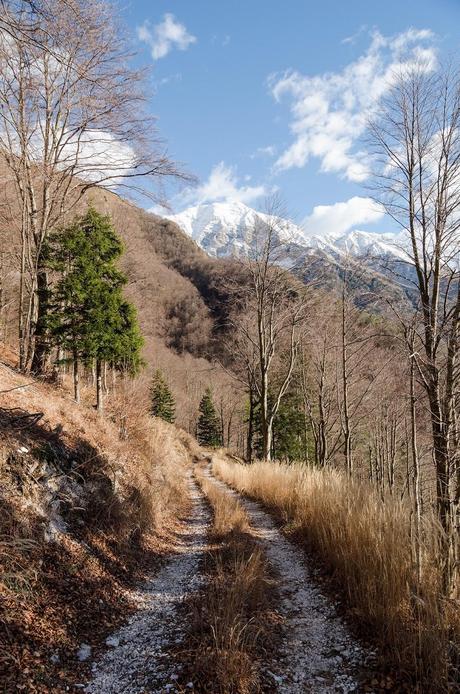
[213,457,460,691]
[196,466,249,537]
[0,357,191,539]
[181,464,279,693]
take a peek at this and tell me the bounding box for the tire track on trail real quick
[205,463,378,694]
[84,472,210,694]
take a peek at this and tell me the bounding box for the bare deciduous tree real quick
[226,200,311,461]
[299,299,343,468]
[0,0,188,372]
[368,65,460,592]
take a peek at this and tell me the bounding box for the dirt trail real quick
[206,464,377,694]
[85,464,376,694]
[85,474,210,694]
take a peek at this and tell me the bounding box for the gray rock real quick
[77,644,92,661]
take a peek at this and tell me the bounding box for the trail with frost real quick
[85,475,210,694]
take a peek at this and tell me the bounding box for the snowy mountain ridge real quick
[167,201,408,263]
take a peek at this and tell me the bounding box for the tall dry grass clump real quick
[197,467,249,536]
[213,457,459,690]
[181,465,279,693]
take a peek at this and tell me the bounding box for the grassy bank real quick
[213,457,459,691]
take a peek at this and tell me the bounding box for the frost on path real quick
[85,475,210,694]
[208,468,378,694]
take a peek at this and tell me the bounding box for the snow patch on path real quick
[85,474,210,694]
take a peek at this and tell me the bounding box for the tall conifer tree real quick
[197,388,222,448]
[45,206,143,408]
[150,370,176,423]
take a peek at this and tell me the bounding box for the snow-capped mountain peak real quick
[306,229,409,262]
[167,201,308,258]
[167,201,407,263]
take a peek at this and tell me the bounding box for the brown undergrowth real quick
[178,461,280,694]
[0,350,193,693]
[213,456,460,693]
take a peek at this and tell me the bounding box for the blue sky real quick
[120,0,460,235]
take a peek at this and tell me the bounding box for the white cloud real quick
[174,162,271,209]
[302,196,385,237]
[0,120,136,184]
[61,131,136,184]
[250,144,277,159]
[270,28,437,181]
[137,14,196,61]
[341,25,368,45]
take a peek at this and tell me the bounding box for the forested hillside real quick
[0,179,244,438]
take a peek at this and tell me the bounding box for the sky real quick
[120,0,460,236]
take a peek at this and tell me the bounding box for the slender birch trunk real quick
[96,359,103,413]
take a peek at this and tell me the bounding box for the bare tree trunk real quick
[266,417,274,462]
[227,411,233,449]
[31,265,49,374]
[368,446,374,484]
[73,352,80,404]
[302,408,309,463]
[219,400,225,448]
[318,382,328,467]
[246,381,255,463]
[102,360,109,395]
[261,367,270,461]
[341,285,353,477]
[18,196,28,371]
[453,401,460,583]
[410,350,422,585]
[24,276,37,371]
[96,359,103,414]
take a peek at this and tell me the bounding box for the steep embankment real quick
[0,347,195,693]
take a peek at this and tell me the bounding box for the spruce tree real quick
[45,205,143,408]
[271,390,307,462]
[252,388,307,461]
[196,388,222,448]
[150,370,176,423]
